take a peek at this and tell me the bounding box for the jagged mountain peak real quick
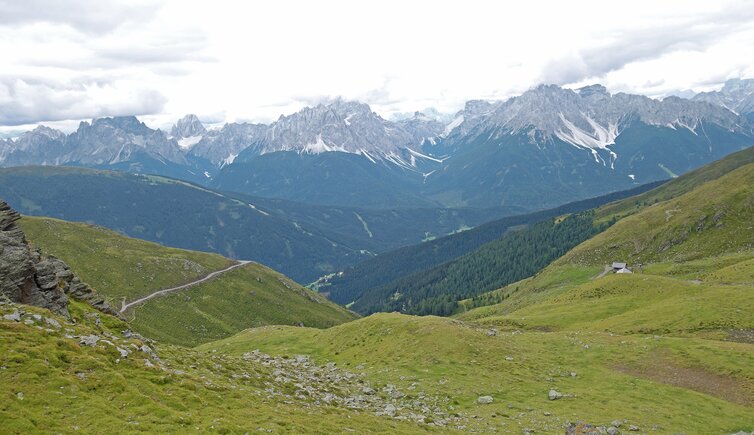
[693,78,754,116]
[90,115,148,132]
[171,114,207,150]
[171,114,207,138]
[720,77,754,94]
[577,84,610,97]
[260,99,414,158]
[29,125,65,140]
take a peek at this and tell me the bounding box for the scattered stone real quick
[144,359,155,368]
[477,396,494,404]
[3,311,21,322]
[16,392,24,400]
[607,427,620,435]
[487,329,497,336]
[548,389,563,400]
[383,403,397,417]
[116,347,130,358]
[31,314,42,321]
[543,411,551,416]
[505,356,514,361]
[611,420,622,428]
[79,335,100,346]
[628,425,639,431]
[44,317,61,329]
[361,386,375,395]
[570,372,577,377]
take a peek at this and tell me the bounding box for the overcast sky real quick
[1,0,754,132]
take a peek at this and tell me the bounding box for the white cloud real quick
[0,75,167,125]
[1,0,753,131]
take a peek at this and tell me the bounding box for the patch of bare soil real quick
[614,355,754,406]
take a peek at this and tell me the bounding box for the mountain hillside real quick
[458,159,754,339]
[320,181,663,306]
[19,215,357,346]
[0,166,511,282]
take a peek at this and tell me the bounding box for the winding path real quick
[120,260,252,313]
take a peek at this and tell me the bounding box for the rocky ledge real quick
[0,200,117,318]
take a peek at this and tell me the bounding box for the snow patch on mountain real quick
[177,135,203,149]
[406,148,446,164]
[442,115,464,137]
[554,113,618,150]
[222,152,238,167]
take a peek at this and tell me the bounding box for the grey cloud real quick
[0,77,166,126]
[23,33,214,71]
[0,0,159,34]
[94,34,216,65]
[540,3,754,85]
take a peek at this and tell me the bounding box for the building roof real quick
[616,267,633,274]
[612,262,627,269]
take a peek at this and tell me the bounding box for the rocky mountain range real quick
[1,82,753,208]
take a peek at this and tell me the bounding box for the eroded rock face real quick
[0,200,117,317]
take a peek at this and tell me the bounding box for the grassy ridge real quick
[561,162,754,267]
[20,215,357,346]
[130,264,357,347]
[594,145,754,224]
[20,216,233,302]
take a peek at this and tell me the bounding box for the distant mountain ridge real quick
[1,82,753,208]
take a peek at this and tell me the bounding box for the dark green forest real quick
[351,212,611,316]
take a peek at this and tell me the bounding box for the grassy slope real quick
[130,264,357,347]
[201,313,754,434]
[0,303,422,434]
[457,160,754,335]
[20,216,357,347]
[20,216,233,302]
[593,145,754,224]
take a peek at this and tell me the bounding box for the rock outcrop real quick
[0,201,117,318]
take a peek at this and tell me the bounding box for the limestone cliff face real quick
[0,201,117,317]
